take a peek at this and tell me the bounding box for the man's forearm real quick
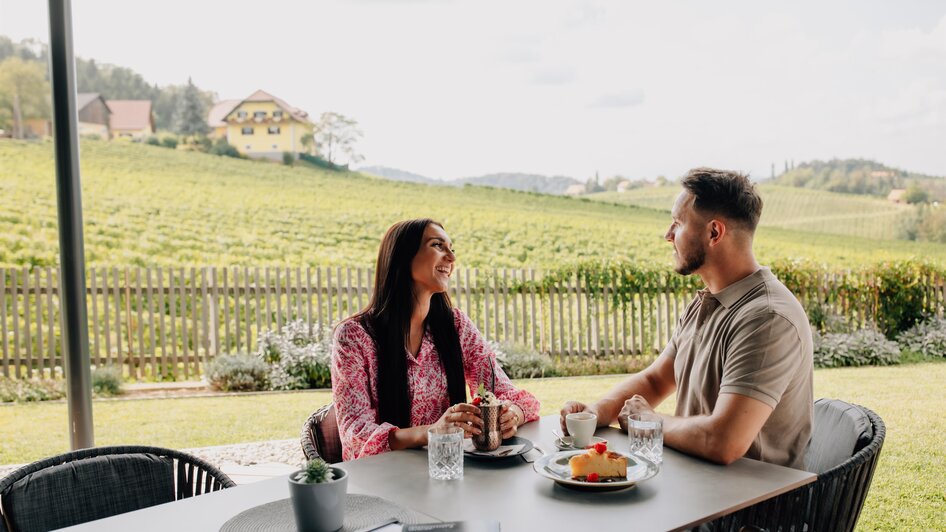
[593,373,662,427]
[661,414,742,465]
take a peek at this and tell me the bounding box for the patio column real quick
[48,0,94,449]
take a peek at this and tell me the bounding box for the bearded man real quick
[561,167,813,469]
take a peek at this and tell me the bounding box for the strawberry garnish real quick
[586,473,600,482]
[472,396,482,406]
[594,441,608,454]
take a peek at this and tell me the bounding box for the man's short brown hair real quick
[681,167,763,232]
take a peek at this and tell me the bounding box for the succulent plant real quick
[301,458,335,484]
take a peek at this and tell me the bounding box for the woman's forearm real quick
[388,424,430,450]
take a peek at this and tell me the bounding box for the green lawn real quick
[1,361,943,530]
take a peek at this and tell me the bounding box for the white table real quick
[60,415,815,531]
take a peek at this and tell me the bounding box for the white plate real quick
[553,435,608,451]
[533,449,659,491]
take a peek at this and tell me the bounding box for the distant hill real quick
[357,166,581,195]
[357,166,443,185]
[457,173,581,195]
[774,159,945,201]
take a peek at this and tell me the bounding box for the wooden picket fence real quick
[1,266,944,380]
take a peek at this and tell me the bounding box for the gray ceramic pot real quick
[288,467,348,532]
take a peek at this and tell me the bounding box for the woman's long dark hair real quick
[351,219,466,428]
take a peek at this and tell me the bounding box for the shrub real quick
[205,354,269,392]
[491,342,559,379]
[160,136,179,149]
[145,136,161,146]
[897,317,946,358]
[257,320,333,390]
[282,151,295,166]
[91,365,123,396]
[813,328,901,368]
[0,376,66,402]
[208,138,243,158]
[554,355,652,377]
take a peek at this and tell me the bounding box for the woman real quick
[331,219,540,460]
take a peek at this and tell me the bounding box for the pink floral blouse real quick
[330,308,541,461]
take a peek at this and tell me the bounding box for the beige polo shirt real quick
[664,268,813,470]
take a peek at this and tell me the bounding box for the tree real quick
[904,183,929,205]
[0,57,50,138]
[300,132,316,155]
[171,77,210,137]
[315,112,363,165]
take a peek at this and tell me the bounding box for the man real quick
[561,168,813,469]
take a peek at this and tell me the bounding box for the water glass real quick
[428,426,464,480]
[628,413,663,465]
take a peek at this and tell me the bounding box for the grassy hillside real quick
[2,139,945,269]
[590,184,917,241]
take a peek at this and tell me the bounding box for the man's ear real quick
[708,220,725,245]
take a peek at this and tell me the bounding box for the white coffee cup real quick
[565,412,598,448]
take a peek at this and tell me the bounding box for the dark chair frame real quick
[711,404,886,532]
[0,445,235,531]
[301,402,343,464]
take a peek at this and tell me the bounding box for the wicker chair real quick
[0,445,235,532]
[710,399,886,532]
[301,402,343,464]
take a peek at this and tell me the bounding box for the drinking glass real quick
[428,426,464,480]
[628,413,663,465]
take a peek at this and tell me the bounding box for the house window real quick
[268,126,281,135]
[273,111,283,119]
[241,127,254,135]
[253,111,267,120]
[236,111,247,119]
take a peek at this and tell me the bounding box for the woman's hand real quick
[431,403,483,439]
[499,403,524,439]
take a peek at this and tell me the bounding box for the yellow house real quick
[212,90,314,160]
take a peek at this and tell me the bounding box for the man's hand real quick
[618,395,655,432]
[559,401,598,435]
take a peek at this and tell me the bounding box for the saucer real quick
[553,435,608,450]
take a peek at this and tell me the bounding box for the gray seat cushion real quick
[805,398,873,474]
[2,453,174,532]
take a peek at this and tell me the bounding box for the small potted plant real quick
[289,458,348,532]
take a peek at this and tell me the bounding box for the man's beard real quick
[673,242,706,276]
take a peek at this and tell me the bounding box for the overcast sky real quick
[2,0,945,181]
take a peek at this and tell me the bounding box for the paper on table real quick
[462,440,525,456]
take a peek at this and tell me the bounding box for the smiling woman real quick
[329,219,541,460]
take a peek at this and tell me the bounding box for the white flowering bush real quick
[206,354,269,392]
[257,320,333,390]
[490,341,559,379]
[897,317,946,358]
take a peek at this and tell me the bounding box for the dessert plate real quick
[533,449,659,492]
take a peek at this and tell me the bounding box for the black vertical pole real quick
[48,0,94,449]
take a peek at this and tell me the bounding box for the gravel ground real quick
[0,439,305,480]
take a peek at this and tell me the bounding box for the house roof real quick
[106,100,153,131]
[76,93,109,113]
[222,90,313,124]
[207,99,241,128]
[887,189,906,202]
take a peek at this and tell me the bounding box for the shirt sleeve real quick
[454,309,541,422]
[719,312,805,409]
[330,320,398,460]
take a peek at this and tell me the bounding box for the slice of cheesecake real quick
[568,447,628,481]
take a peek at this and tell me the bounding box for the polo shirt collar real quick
[709,267,774,309]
